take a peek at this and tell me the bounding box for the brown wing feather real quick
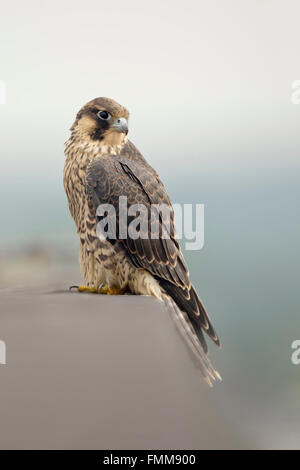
[86,141,220,349]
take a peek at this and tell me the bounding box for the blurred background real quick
[0,0,299,449]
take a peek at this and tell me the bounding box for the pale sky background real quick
[0,0,300,179]
[0,0,299,248]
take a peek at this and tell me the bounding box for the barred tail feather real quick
[162,293,221,386]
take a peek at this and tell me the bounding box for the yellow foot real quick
[99,284,126,295]
[69,285,126,295]
[70,285,100,293]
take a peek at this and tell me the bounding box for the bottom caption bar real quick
[0,450,282,464]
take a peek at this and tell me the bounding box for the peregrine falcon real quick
[64,97,221,385]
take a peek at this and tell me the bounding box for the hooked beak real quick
[111,117,128,135]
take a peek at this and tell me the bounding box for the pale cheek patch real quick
[101,130,126,147]
[76,115,98,139]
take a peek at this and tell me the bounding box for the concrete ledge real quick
[0,290,244,449]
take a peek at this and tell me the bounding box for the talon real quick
[69,284,126,295]
[69,285,79,291]
[99,284,109,294]
[70,285,99,293]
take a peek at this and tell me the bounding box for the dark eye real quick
[97,110,111,120]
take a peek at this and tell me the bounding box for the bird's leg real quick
[78,285,100,293]
[69,284,126,295]
[98,284,126,295]
[69,285,100,293]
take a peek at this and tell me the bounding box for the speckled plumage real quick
[63,97,221,384]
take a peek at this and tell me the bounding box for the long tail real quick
[161,292,221,387]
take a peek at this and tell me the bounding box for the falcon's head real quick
[71,97,130,146]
